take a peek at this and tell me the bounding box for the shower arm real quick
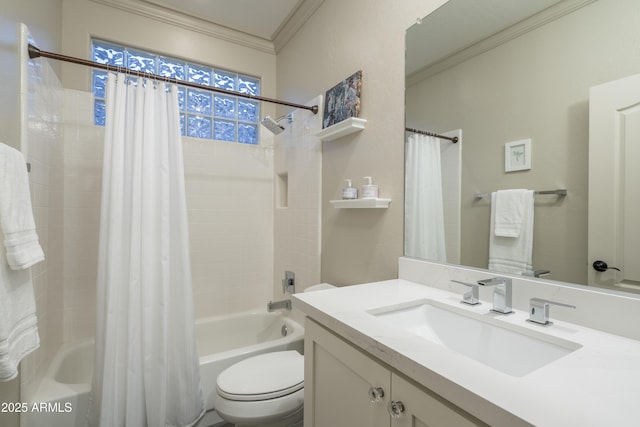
[28,44,319,115]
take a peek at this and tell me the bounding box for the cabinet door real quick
[305,318,390,427]
[391,374,487,427]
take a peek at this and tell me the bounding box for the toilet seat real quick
[216,350,304,402]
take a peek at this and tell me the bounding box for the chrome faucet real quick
[450,280,480,305]
[477,277,513,314]
[528,298,576,325]
[523,269,551,278]
[267,299,292,311]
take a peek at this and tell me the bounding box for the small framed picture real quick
[505,139,531,172]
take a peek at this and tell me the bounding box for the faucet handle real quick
[528,298,576,325]
[523,269,551,278]
[450,280,480,305]
[282,271,295,294]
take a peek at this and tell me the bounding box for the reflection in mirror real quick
[405,0,640,294]
[404,129,461,263]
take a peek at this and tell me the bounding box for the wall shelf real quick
[316,117,367,141]
[330,198,391,209]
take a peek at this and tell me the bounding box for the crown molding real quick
[406,0,596,87]
[90,0,276,54]
[272,0,325,53]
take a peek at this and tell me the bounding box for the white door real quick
[588,73,640,290]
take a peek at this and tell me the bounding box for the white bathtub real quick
[23,310,304,427]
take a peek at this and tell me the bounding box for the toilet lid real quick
[216,351,304,401]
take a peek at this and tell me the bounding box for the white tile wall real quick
[19,28,65,402]
[62,89,102,342]
[273,97,323,321]
[183,140,274,317]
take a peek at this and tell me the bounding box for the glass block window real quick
[91,39,261,145]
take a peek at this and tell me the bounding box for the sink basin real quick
[367,299,581,376]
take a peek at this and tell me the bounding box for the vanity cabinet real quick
[304,318,487,427]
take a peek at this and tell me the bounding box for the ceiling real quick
[405,0,566,77]
[142,0,304,40]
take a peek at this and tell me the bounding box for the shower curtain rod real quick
[28,44,319,115]
[405,127,458,143]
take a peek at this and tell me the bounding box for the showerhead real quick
[261,116,286,135]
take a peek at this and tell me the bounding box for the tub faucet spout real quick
[267,299,292,311]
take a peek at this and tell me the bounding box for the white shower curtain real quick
[88,73,204,427]
[404,133,447,262]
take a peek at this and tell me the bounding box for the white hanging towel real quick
[0,144,44,269]
[488,190,534,275]
[0,143,43,381]
[494,189,530,237]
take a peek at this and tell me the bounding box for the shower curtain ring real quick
[149,70,157,88]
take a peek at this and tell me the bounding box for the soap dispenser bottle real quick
[361,176,379,199]
[342,179,358,200]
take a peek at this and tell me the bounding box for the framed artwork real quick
[322,70,362,128]
[505,139,531,172]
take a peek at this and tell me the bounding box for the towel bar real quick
[474,189,567,199]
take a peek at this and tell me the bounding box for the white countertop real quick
[293,279,640,427]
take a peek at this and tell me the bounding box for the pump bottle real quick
[342,179,358,199]
[361,176,379,199]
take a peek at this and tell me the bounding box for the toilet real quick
[214,351,304,427]
[213,283,335,426]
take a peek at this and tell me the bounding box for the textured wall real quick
[276,0,447,285]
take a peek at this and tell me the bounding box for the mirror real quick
[405,0,640,294]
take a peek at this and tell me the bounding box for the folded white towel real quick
[0,143,42,381]
[0,143,45,269]
[489,191,535,275]
[494,189,530,238]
